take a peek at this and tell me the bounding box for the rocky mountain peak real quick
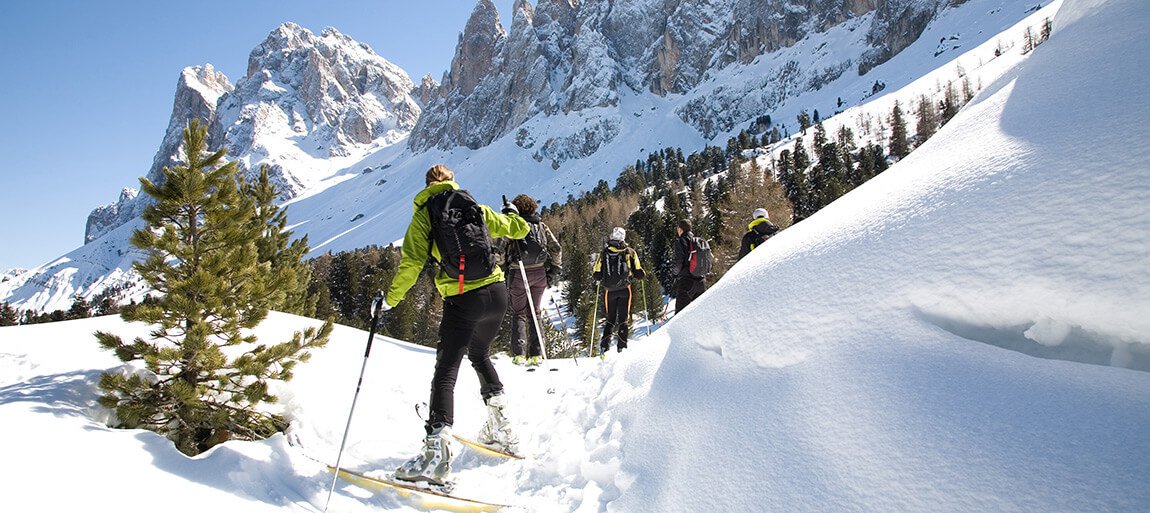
[84,64,233,244]
[409,0,949,152]
[214,22,420,193]
[448,0,507,97]
[86,22,420,243]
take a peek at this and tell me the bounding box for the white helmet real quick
[753,208,769,220]
[610,226,626,242]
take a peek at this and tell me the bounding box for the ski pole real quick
[324,295,385,513]
[518,263,549,362]
[640,279,651,336]
[588,281,601,357]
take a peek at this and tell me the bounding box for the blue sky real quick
[0,0,514,272]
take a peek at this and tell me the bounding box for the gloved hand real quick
[545,265,562,288]
[374,294,393,312]
[502,200,518,216]
[632,268,646,280]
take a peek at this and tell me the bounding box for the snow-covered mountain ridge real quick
[83,23,420,244]
[7,0,1053,312]
[411,0,945,152]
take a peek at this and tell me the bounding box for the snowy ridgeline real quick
[1,0,1148,511]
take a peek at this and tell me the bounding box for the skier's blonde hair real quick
[425,164,455,186]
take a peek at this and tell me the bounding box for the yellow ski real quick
[452,434,526,460]
[328,465,511,511]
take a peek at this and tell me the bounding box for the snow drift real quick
[612,0,1150,510]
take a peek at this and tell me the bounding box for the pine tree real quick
[962,75,976,103]
[633,246,664,325]
[561,231,593,344]
[790,138,815,221]
[889,100,910,159]
[0,302,18,326]
[67,295,92,320]
[797,110,812,132]
[915,94,939,144]
[837,125,858,184]
[940,82,961,125]
[777,149,797,204]
[94,120,331,456]
[246,165,316,317]
[329,251,367,326]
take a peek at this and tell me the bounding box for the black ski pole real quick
[324,294,385,513]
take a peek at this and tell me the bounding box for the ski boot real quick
[512,355,526,365]
[476,393,519,454]
[394,424,453,488]
[527,356,541,367]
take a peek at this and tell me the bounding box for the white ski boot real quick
[394,424,453,486]
[477,393,519,454]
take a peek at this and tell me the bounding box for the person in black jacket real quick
[592,227,645,356]
[736,208,780,261]
[670,219,706,314]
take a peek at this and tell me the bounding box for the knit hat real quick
[752,208,769,220]
[610,227,626,242]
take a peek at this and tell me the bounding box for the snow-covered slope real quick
[612,0,1150,510]
[1,0,1147,511]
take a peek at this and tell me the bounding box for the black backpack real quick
[687,236,713,278]
[751,222,778,250]
[517,222,549,266]
[752,231,771,250]
[600,248,632,291]
[425,189,495,284]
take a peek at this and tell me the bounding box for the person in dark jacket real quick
[381,164,530,486]
[736,207,780,261]
[670,219,706,314]
[592,227,645,356]
[499,194,562,366]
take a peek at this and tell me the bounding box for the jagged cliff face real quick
[85,23,420,244]
[85,65,232,243]
[411,0,942,152]
[214,23,420,194]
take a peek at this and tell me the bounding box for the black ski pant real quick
[508,265,547,358]
[600,286,632,353]
[674,276,706,314]
[427,281,508,433]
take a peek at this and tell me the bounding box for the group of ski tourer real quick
[374,164,779,490]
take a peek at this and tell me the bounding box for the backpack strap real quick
[458,255,466,294]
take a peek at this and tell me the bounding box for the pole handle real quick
[365,294,384,358]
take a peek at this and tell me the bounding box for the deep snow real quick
[1,0,1148,511]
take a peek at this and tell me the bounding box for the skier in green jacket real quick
[379,164,530,487]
